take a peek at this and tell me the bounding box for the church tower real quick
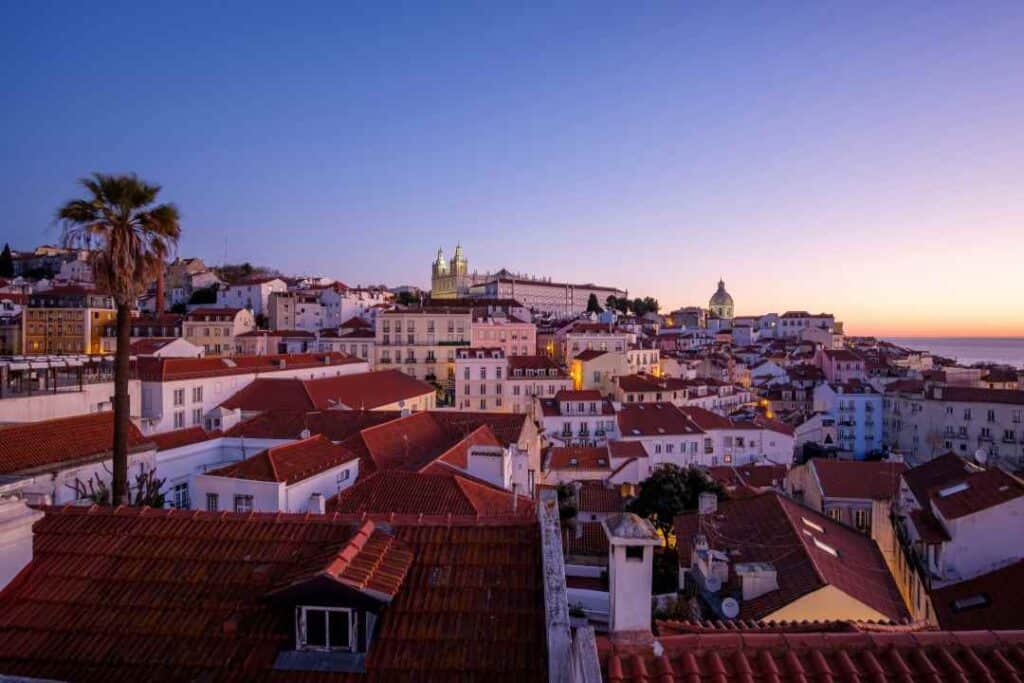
[450,243,468,278]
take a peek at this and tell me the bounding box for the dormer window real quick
[296,606,355,652]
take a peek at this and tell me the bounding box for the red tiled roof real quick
[574,349,607,361]
[616,374,690,393]
[329,469,532,518]
[600,630,1024,682]
[0,506,546,681]
[547,446,611,471]
[902,452,975,504]
[823,348,863,362]
[339,316,371,329]
[618,403,703,437]
[577,481,626,513]
[608,440,648,459]
[555,389,603,401]
[206,434,357,484]
[147,426,221,452]
[224,408,401,440]
[707,464,787,492]
[931,559,1024,630]
[184,306,244,319]
[926,385,1024,405]
[127,337,180,355]
[0,412,148,475]
[929,466,1024,520]
[354,412,503,475]
[563,521,609,556]
[221,370,431,412]
[811,459,907,500]
[674,493,909,622]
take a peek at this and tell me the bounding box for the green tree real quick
[626,464,724,538]
[0,243,13,278]
[59,173,180,505]
[188,285,218,305]
[586,293,603,314]
[396,290,419,306]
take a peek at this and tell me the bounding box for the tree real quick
[626,464,724,538]
[188,285,218,305]
[58,173,180,505]
[396,290,419,306]
[0,243,13,278]
[586,293,603,314]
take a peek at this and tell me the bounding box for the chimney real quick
[698,491,717,515]
[602,513,661,644]
[309,492,326,515]
[512,483,518,514]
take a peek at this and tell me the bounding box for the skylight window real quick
[938,482,969,498]
[813,538,838,557]
[802,517,825,534]
[951,594,990,612]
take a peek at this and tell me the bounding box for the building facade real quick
[22,287,115,355]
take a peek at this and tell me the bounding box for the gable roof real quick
[352,412,503,475]
[0,506,546,682]
[930,559,1024,631]
[601,630,1024,682]
[329,469,532,518]
[0,412,148,476]
[674,493,908,622]
[137,352,362,381]
[547,446,611,471]
[147,426,221,452]
[617,402,703,437]
[205,434,357,484]
[811,459,907,500]
[219,370,433,412]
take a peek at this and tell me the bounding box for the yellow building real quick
[23,287,115,355]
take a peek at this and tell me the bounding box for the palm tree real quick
[58,173,181,505]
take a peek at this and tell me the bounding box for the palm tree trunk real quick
[112,302,132,505]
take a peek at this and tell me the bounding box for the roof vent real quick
[938,482,969,498]
[813,538,839,557]
[801,517,824,534]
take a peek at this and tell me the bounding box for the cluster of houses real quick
[1,248,1023,679]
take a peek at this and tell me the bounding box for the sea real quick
[883,337,1024,369]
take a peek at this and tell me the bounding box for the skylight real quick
[802,517,825,534]
[813,538,838,557]
[938,482,969,498]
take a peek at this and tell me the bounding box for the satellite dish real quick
[704,575,722,593]
[974,449,988,466]
[721,597,740,619]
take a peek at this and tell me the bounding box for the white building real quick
[814,380,883,459]
[536,390,618,447]
[136,352,369,434]
[193,435,359,514]
[454,347,506,411]
[506,356,573,415]
[320,286,391,328]
[216,277,287,317]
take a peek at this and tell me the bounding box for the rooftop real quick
[810,459,907,501]
[0,505,546,682]
[220,369,431,413]
[205,434,357,484]
[0,412,148,476]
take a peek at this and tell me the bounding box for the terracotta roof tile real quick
[547,446,611,471]
[0,506,546,682]
[137,352,362,381]
[618,403,703,437]
[220,370,432,412]
[674,493,909,622]
[0,412,148,475]
[147,426,221,452]
[600,630,1024,682]
[810,459,906,500]
[206,434,357,484]
[328,470,531,518]
[931,559,1024,630]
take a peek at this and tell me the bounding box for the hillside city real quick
[0,237,1021,681]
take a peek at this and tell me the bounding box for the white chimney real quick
[698,491,717,515]
[602,513,661,642]
[309,492,326,515]
[466,444,509,489]
[735,562,778,601]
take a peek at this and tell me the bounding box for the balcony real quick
[404,358,417,364]
[438,340,470,346]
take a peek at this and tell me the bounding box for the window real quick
[174,411,185,429]
[854,508,869,530]
[234,495,254,513]
[206,493,219,512]
[297,606,354,651]
[192,408,203,426]
[173,388,185,406]
[192,386,203,403]
[171,483,190,509]
[625,546,644,561]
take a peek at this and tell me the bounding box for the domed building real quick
[709,279,734,320]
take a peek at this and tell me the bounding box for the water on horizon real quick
[883,337,1024,368]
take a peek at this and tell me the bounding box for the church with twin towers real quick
[429,244,626,317]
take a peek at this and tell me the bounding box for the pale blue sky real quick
[3,2,1023,334]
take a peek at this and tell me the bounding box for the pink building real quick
[470,315,536,357]
[817,348,866,383]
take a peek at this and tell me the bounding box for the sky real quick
[2,2,1023,337]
